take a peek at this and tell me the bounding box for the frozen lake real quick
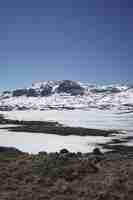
[0,125,112,154]
[0,110,133,154]
[1,109,133,132]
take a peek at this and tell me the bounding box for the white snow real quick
[0,81,133,153]
[0,128,112,154]
[0,124,19,128]
[0,81,133,111]
[0,109,132,154]
[1,110,133,132]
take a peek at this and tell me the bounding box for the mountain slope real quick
[0,80,133,111]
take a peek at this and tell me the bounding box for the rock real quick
[12,89,27,97]
[1,91,11,99]
[57,80,84,95]
[91,87,121,93]
[59,149,69,160]
[0,106,13,111]
[60,149,69,154]
[2,91,11,94]
[67,152,77,158]
[93,148,103,155]
[16,106,28,111]
[27,89,39,97]
[0,146,22,154]
[40,85,52,96]
[13,88,39,97]
[77,152,82,157]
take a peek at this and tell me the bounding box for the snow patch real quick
[0,128,112,154]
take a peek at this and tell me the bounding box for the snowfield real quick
[0,90,133,111]
[0,128,113,154]
[1,109,133,132]
[0,80,133,111]
[0,109,132,154]
[0,81,133,154]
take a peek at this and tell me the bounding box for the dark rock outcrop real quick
[0,105,13,111]
[57,80,84,95]
[93,148,103,155]
[27,88,39,97]
[0,146,22,154]
[1,91,11,99]
[60,149,69,154]
[12,89,28,97]
[91,87,121,93]
[13,88,39,97]
[2,91,11,94]
[41,85,52,96]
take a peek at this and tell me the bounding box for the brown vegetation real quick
[0,149,133,200]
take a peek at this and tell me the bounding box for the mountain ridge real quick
[0,80,133,111]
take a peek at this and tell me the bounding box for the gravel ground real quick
[0,148,133,200]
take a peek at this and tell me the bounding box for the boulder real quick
[93,148,103,155]
[60,149,69,154]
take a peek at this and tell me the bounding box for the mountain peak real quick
[0,80,133,111]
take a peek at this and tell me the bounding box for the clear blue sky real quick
[0,0,133,90]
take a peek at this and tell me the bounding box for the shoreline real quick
[0,114,121,137]
[0,113,133,199]
[0,114,133,153]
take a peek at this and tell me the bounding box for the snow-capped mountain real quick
[0,80,133,111]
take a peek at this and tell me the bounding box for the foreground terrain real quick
[0,111,133,199]
[0,112,133,199]
[0,148,133,200]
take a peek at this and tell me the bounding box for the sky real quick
[0,0,133,90]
